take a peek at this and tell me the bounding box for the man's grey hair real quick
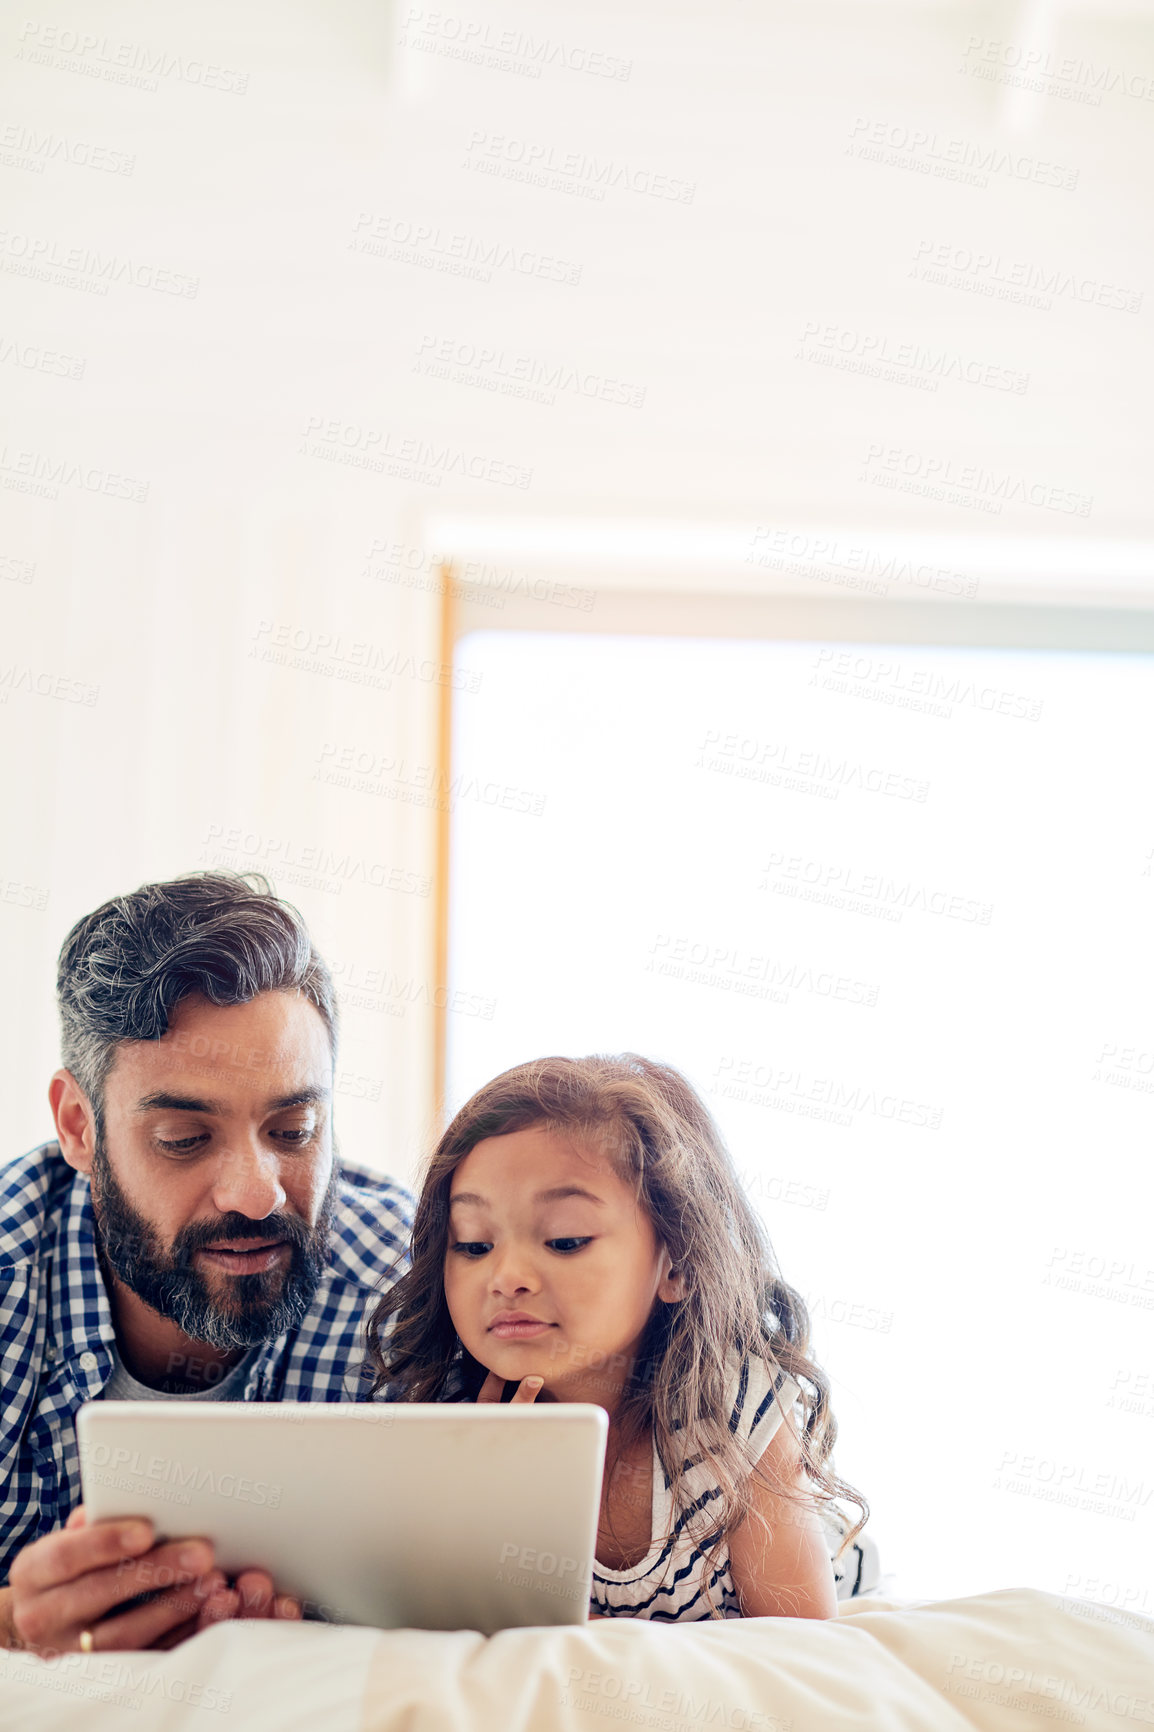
[57,871,338,1119]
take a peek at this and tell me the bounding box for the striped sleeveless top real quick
[590,1351,802,1622]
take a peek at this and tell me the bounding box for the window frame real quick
[430,554,1154,1124]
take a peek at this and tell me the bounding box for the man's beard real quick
[89,1135,338,1352]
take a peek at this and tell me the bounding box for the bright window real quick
[448,630,1154,1605]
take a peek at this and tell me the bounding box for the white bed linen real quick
[0,1589,1149,1732]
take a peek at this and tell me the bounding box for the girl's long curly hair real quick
[366,1053,868,1609]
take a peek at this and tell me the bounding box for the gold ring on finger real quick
[79,1629,95,1654]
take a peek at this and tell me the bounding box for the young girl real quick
[367,1053,869,1622]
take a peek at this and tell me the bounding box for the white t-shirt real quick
[591,1351,803,1622]
[100,1346,259,1402]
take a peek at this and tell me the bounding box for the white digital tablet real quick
[76,1402,608,1634]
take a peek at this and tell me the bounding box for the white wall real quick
[7,0,1154,1168]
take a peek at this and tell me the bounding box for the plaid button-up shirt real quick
[0,1142,414,1585]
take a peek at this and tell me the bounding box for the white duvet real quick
[0,1589,1150,1732]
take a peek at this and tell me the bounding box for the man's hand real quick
[193,1568,302,1637]
[5,1507,301,1653]
[6,1508,222,1653]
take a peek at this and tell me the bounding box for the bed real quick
[0,1587,1150,1732]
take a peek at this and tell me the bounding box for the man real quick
[0,872,413,1653]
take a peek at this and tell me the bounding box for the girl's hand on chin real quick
[476,1371,544,1404]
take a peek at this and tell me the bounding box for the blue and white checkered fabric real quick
[0,1142,413,1585]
